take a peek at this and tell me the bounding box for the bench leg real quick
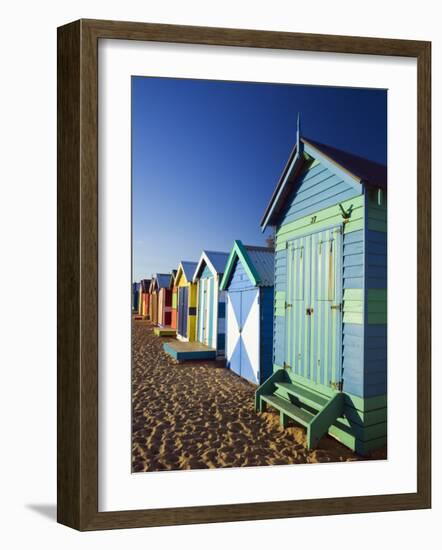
[259,399,267,413]
[280,411,289,428]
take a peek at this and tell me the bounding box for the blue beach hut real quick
[255,120,387,454]
[220,241,274,385]
[132,282,140,313]
[192,250,229,358]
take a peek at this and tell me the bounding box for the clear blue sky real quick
[132,77,386,281]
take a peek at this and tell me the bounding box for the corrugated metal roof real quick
[245,245,274,286]
[156,273,171,289]
[204,251,229,275]
[303,138,387,190]
[181,261,198,282]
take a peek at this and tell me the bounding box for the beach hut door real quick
[198,278,210,345]
[286,227,342,389]
[178,287,189,338]
[227,289,259,384]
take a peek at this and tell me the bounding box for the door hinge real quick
[283,362,290,370]
[285,302,292,309]
[330,303,342,311]
[330,381,343,392]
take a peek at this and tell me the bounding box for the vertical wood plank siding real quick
[225,251,274,384]
[195,261,226,356]
[273,158,360,373]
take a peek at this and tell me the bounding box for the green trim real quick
[368,311,387,324]
[273,365,387,412]
[219,240,261,290]
[367,301,386,313]
[345,405,387,426]
[367,218,387,232]
[265,367,387,453]
[367,288,387,323]
[344,300,363,313]
[275,198,364,252]
[343,311,363,324]
[274,367,337,398]
[344,288,363,301]
[328,426,387,455]
[276,194,363,239]
[367,208,387,222]
[255,368,288,411]
[368,289,387,301]
[336,417,387,440]
[275,291,285,317]
[308,392,344,449]
[344,391,387,412]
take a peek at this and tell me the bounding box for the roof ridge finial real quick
[296,112,301,151]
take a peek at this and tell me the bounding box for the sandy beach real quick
[132,320,385,472]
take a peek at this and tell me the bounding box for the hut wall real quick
[170,286,178,329]
[176,273,197,342]
[225,258,273,384]
[150,292,158,325]
[158,288,172,327]
[196,264,225,356]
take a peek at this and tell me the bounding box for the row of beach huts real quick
[133,128,388,454]
[133,242,274,386]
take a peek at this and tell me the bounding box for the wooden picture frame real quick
[57,18,431,531]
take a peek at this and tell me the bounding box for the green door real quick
[285,226,343,389]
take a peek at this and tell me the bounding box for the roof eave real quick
[192,251,217,283]
[260,142,303,232]
[220,240,261,290]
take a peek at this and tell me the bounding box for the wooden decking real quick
[163,340,217,361]
[153,326,177,337]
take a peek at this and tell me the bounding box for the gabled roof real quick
[220,241,274,290]
[175,261,198,285]
[304,138,387,190]
[169,270,177,288]
[181,261,198,282]
[156,273,171,289]
[150,273,171,291]
[192,250,229,282]
[140,279,151,293]
[261,136,387,230]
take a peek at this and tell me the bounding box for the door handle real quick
[306,307,314,315]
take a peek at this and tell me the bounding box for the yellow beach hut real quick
[174,261,198,342]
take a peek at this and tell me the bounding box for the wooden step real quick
[261,394,314,427]
[274,382,328,410]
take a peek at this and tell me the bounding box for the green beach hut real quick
[255,121,387,455]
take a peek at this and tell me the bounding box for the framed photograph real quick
[57,19,431,530]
